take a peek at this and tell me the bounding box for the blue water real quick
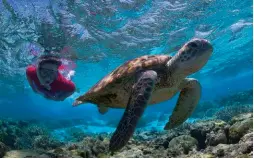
[0,0,253,133]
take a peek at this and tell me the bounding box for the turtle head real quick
[174,38,213,75]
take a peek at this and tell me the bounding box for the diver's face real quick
[38,63,58,85]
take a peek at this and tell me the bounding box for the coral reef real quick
[0,89,253,158]
[228,113,253,143]
[108,113,253,158]
[2,112,252,158]
[64,126,89,142]
[0,142,8,157]
[217,89,253,106]
[191,101,219,119]
[214,104,252,122]
[0,119,63,157]
[191,89,253,121]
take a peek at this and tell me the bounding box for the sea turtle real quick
[72,38,213,152]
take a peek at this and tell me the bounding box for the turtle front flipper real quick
[109,70,157,152]
[164,78,201,130]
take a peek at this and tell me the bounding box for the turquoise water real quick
[0,0,252,134]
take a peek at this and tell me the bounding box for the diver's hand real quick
[53,92,66,101]
[44,94,52,100]
[50,95,65,101]
[43,92,65,101]
[43,84,51,90]
[43,93,63,101]
[66,70,75,80]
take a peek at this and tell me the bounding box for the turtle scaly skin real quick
[73,38,213,152]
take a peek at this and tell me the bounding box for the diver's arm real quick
[26,67,39,93]
[52,91,74,101]
[28,79,38,93]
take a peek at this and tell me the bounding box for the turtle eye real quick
[188,42,198,48]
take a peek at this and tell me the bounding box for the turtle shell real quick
[74,55,172,107]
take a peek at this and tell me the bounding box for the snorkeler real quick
[26,55,76,101]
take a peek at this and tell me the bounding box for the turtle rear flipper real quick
[98,105,108,114]
[164,78,201,130]
[109,70,157,152]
